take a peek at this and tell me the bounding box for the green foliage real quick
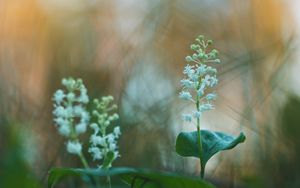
[175,130,245,173]
[48,167,215,188]
[0,120,42,188]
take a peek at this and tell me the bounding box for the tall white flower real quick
[179,35,221,124]
[52,78,122,169]
[88,96,121,168]
[52,78,90,155]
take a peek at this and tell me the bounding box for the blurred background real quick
[0,0,300,187]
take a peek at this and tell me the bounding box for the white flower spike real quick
[52,77,90,159]
[52,77,122,169]
[179,35,221,124]
[88,96,121,169]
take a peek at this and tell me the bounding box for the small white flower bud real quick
[62,78,68,86]
[182,114,192,122]
[53,106,67,118]
[91,135,106,146]
[193,111,201,118]
[90,123,98,130]
[106,134,115,144]
[104,120,110,127]
[206,93,217,101]
[67,141,82,155]
[183,64,194,75]
[80,111,90,122]
[200,104,214,112]
[181,79,194,89]
[192,54,198,60]
[113,126,121,137]
[215,59,221,64]
[73,105,84,116]
[179,91,192,100]
[185,56,193,62]
[53,89,65,104]
[75,122,87,134]
[58,124,71,137]
[67,92,75,101]
[109,143,117,151]
[88,147,103,160]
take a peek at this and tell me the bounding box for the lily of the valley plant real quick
[176,35,246,178]
[52,78,121,170]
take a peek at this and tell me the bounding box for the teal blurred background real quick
[0,0,299,187]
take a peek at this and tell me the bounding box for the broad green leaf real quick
[48,167,215,188]
[175,130,246,167]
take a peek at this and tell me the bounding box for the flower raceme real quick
[88,96,121,168]
[52,77,121,169]
[53,78,90,155]
[179,35,221,123]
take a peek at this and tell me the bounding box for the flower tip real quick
[215,59,221,64]
[185,56,193,62]
[197,35,204,41]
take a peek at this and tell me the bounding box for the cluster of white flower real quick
[52,78,122,168]
[88,96,121,168]
[179,35,221,123]
[53,78,90,155]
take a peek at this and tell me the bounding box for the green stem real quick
[79,152,102,188]
[107,175,112,188]
[200,163,205,179]
[70,128,97,185]
[196,117,204,178]
[78,152,90,169]
[196,84,204,179]
[102,151,112,188]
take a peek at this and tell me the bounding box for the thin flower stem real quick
[79,152,102,188]
[107,176,112,188]
[200,163,205,179]
[102,151,112,188]
[78,152,90,169]
[196,83,204,179]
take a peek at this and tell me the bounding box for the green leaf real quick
[48,168,87,188]
[175,130,246,168]
[48,167,215,188]
[120,168,215,188]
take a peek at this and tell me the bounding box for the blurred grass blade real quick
[176,130,246,168]
[48,167,215,188]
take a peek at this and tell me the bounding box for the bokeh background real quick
[1,0,300,187]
